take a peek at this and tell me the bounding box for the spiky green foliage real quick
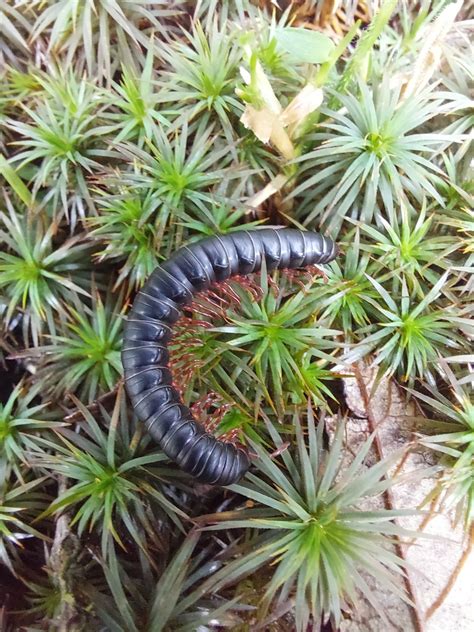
[0,478,50,575]
[170,313,262,434]
[158,22,242,136]
[412,362,474,526]
[202,408,424,630]
[0,200,90,344]
[336,0,397,92]
[214,271,340,412]
[359,203,456,296]
[0,153,32,206]
[6,71,109,224]
[30,0,177,82]
[88,191,162,289]
[0,1,30,60]
[345,273,472,384]
[0,382,60,478]
[440,204,474,294]
[167,266,341,433]
[0,1,472,627]
[114,121,242,255]
[23,575,64,623]
[35,391,186,558]
[292,83,456,234]
[181,201,263,237]
[103,47,170,146]
[315,230,377,335]
[90,532,242,631]
[34,291,124,403]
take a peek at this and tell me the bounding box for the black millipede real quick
[122,228,338,486]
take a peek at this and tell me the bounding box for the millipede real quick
[121,227,338,486]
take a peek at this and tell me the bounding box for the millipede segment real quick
[122,228,338,486]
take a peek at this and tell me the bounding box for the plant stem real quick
[352,363,425,632]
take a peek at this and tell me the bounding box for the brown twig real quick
[426,523,474,619]
[352,363,426,632]
[47,476,83,632]
[64,382,121,422]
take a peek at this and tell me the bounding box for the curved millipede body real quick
[122,228,338,486]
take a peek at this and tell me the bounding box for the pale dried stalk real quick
[402,0,463,99]
[245,174,288,211]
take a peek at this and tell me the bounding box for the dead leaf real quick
[240,105,296,160]
[241,105,275,144]
[281,84,324,129]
